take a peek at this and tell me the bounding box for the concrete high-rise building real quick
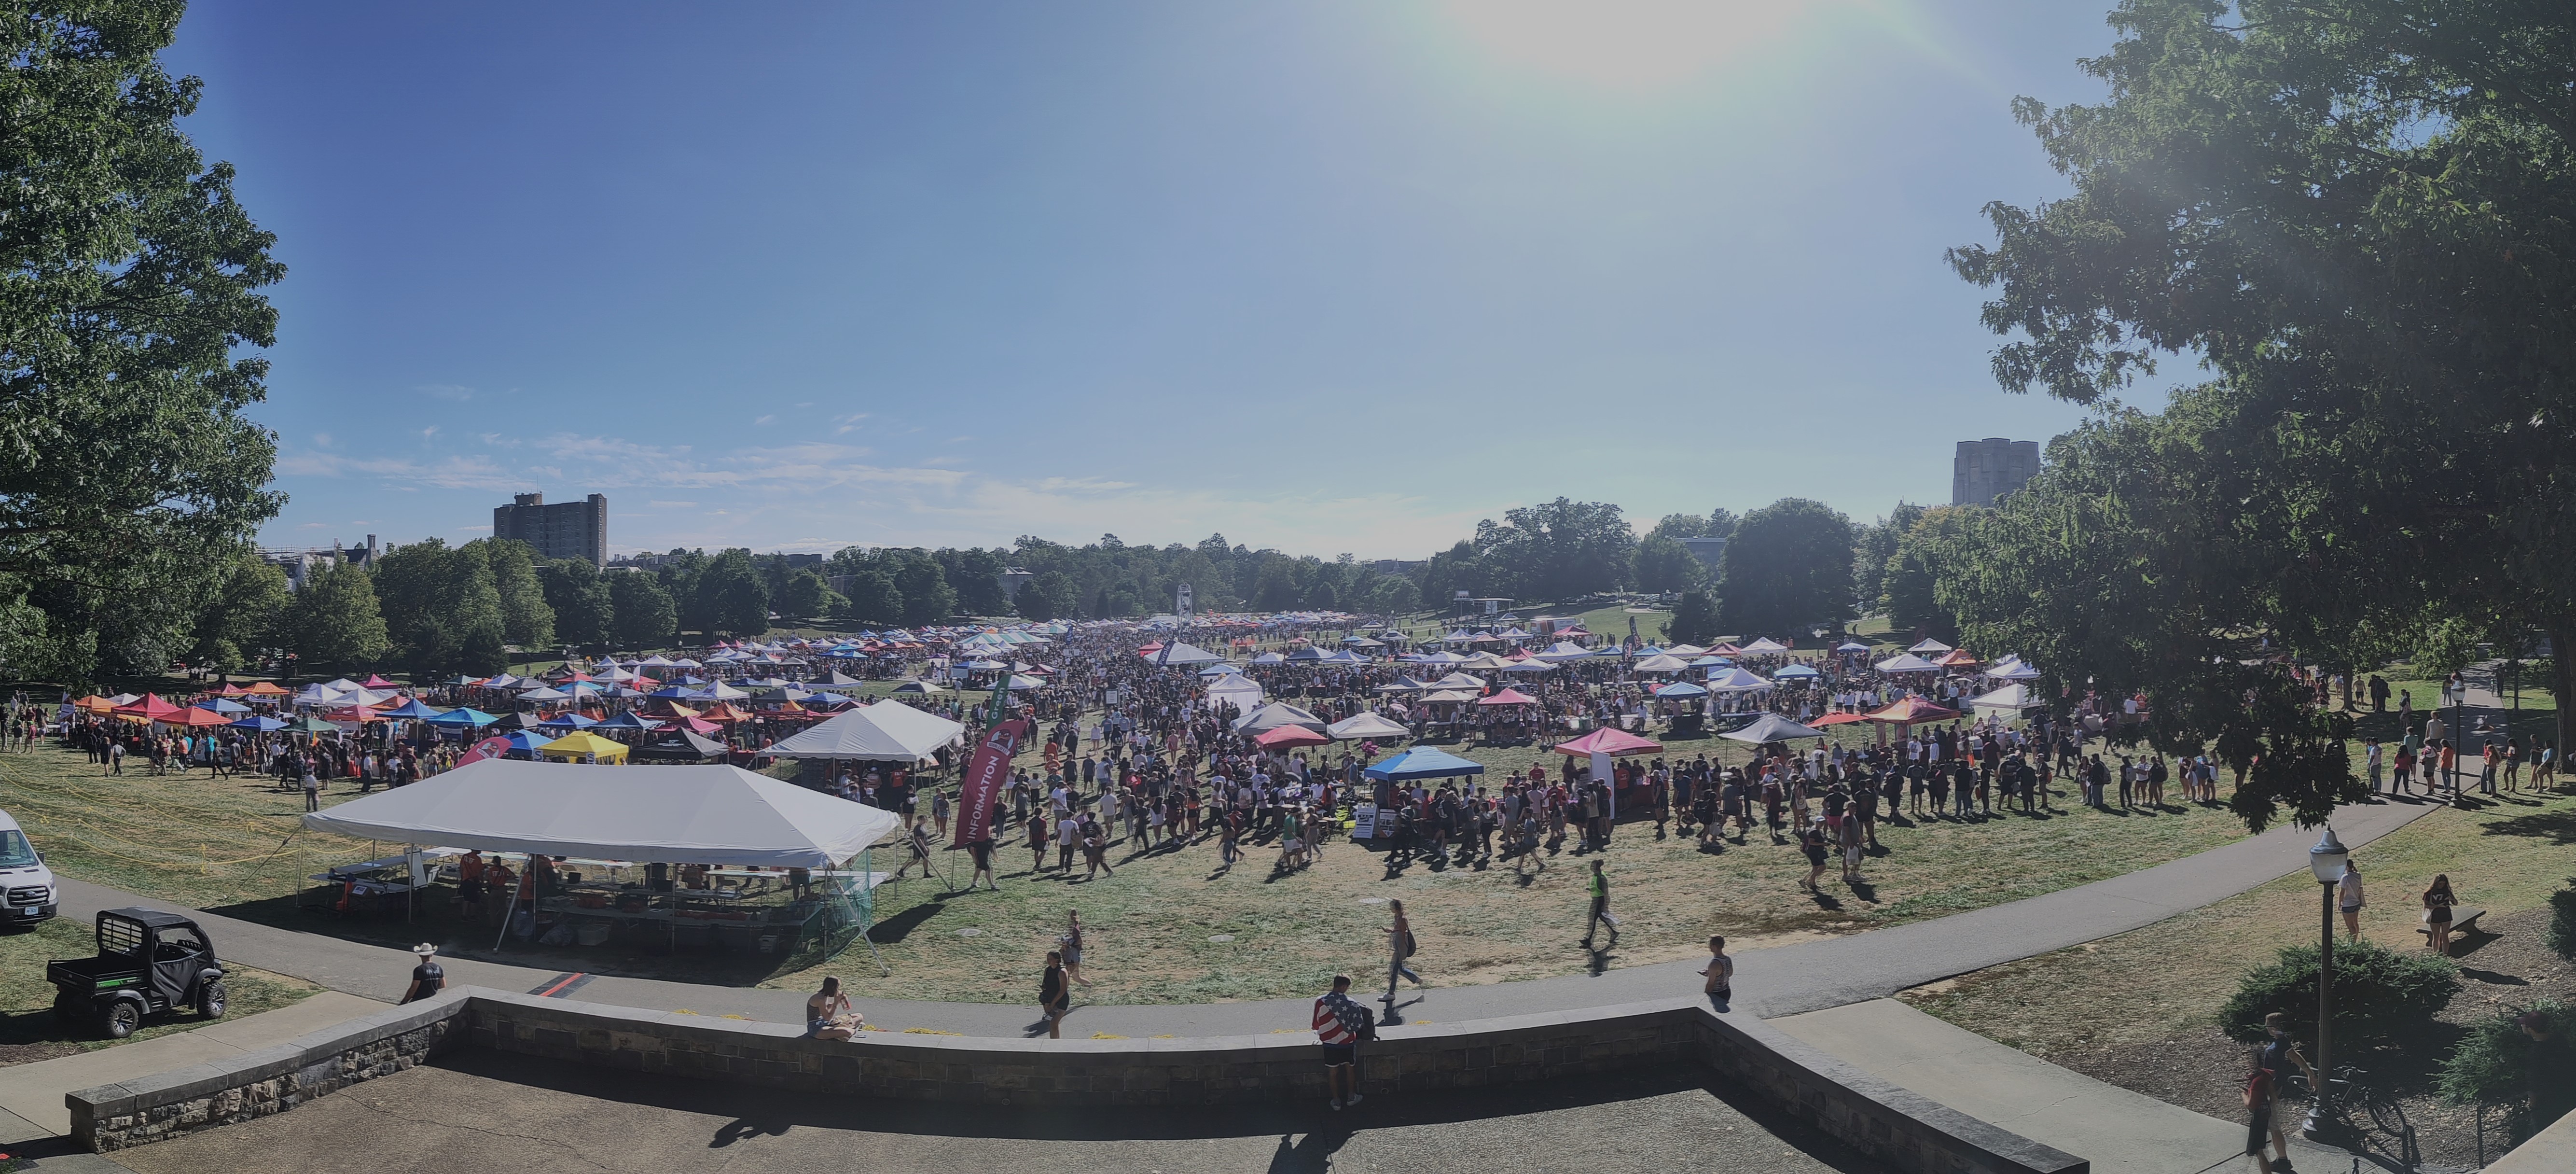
[1952,439,2040,507]
[492,492,608,566]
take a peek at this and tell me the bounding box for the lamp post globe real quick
[2300,825,2350,1140]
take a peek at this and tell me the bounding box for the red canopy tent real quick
[112,694,183,722]
[1475,688,1538,707]
[359,674,401,689]
[171,707,237,727]
[1812,712,1873,727]
[1254,726,1329,749]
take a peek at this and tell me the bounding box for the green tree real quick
[1369,576,1420,616]
[1016,572,1078,623]
[946,547,1010,616]
[1880,505,1974,641]
[1852,501,1925,608]
[0,7,287,681]
[1947,0,2576,753]
[1714,499,1854,637]
[1704,508,1739,542]
[481,539,554,650]
[840,571,904,627]
[1646,513,1707,543]
[185,550,289,672]
[695,549,769,637]
[283,560,389,673]
[1666,589,1720,647]
[892,556,956,626]
[1470,498,1635,602]
[1630,534,1708,594]
[372,539,506,677]
[780,569,841,625]
[539,559,614,648]
[1303,581,1338,610]
[607,571,676,649]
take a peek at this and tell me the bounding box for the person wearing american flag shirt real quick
[1313,974,1370,1110]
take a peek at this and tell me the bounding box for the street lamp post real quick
[2301,825,2351,1140]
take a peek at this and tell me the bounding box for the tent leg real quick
[494,860,526,952]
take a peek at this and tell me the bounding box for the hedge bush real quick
[2441,1001,2576,1143]
[2217,938,2458,1045]
[2547,882,2576,964]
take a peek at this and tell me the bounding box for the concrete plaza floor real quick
[109,1049,1891,1174]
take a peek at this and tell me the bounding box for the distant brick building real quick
[1952,439,2040,507]
[492,492,608,566]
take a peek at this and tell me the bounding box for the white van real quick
[0,810,57,925]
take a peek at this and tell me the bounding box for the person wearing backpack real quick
[1382,899,1422,1004]
[1313,974,1371,1110]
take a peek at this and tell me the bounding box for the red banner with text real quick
[952,718,1028,848]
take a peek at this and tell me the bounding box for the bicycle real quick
[2287,1064,2420,1170]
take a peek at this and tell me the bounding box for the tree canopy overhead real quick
[0,1,286,682]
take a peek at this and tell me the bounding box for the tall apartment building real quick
[492,492,608,566]
[1951,439,2041,507]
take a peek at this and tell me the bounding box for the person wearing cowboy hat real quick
[401,943,444,1005]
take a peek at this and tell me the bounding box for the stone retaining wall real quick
[71,988,2087,1174]
[69,992,466,1151]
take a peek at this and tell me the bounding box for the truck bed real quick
[45,955,143,988]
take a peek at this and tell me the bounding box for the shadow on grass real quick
[2479,808,2576,843]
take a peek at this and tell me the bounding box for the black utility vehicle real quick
[46,908,228,1038]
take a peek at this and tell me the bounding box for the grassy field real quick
[0,916,319,1066]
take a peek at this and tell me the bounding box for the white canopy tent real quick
[1971,682,2043,713]
[1875,653,1944,673]
[1327,712,1411,741]
[763,700,966,764]
[1233,701,1329,734]
[1205,674,1265,713]
[1722,713,1828,743]
[301,759,901,868]
[1144,641,1229,666]
[1704,667,1776,693]
[1631,654,1693,673]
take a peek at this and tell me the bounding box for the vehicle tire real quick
[196,980,227,1020]
[101,1000,141,1039]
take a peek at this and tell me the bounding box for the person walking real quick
[1382,898,1422,1004]
[1059,910,1093,987]
[2252,1011,2316,1171]
[1313,974,1368,1110]
[1699,935,1734,1012]
[302,762,323,812]
[400,943,444,1005]
[2337,860,2365,940]
[967,836,997,892]
[1039,950,1070,1038]
[1579,859,1619,950]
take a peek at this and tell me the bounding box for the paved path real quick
[59,792,2444,1037]
[0,991,378,1139]
[1774,999,2360,1174]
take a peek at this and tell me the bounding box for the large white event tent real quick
[302,759,900,869]
[764,700,967,764]
[1971,682,2043,713]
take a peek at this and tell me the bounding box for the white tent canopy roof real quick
[1875,653,1944,673]
[301,759,900,868]
[1233,701,1328,733]
[1327,712,1411,740]
[1972,682,2041,710]
[763,700,966,763]
[1145,641,1228,666]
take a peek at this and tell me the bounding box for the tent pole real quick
[494,856,526,952]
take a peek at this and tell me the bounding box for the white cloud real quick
[754,414,776,425]
[420,384,476,402]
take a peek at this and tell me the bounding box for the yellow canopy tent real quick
[538,731,629,763]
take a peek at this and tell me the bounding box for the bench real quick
[2417,905,2486,941]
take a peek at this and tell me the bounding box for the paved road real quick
[57,790,2443,1037]
[108,1048,1893,1174]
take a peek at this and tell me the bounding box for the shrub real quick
[2440,1001,2576,1143]
[2217,938,2458,1045]
[2548,882,2576,964]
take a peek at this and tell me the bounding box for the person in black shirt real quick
[401,943,444,1004]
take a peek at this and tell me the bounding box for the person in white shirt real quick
[2337,861,2366,940]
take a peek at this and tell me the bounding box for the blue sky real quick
[171,0,2138,560]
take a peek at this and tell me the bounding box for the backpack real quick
[1330,994,1377,1042]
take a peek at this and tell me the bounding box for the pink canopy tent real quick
[1553,727,1663,757]
[1475,688,1538,707]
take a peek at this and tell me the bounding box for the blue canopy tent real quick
[423,707,500,728]
[199,698,250,714]
[500,730,553,758]
[594,711,662,730]
[377,699,445,721]
[534,712,600,731]
[1363,747,1487,781]
[1652,681,1710,699]
[230,714,287,732]
[1772,663,1822,680]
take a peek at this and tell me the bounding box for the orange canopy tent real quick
[72,695,115,713]
[170,707,237,727]
[699,702,751,723]
[1811,712,1873,727]
[240,681,291,697]
[1866,697,1959,724]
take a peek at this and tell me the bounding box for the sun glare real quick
[1435,0,1830,93]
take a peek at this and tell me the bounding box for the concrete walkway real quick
[0,991,380,1139]
[58,791,2444,1038]
[1774,999,2358,1174]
